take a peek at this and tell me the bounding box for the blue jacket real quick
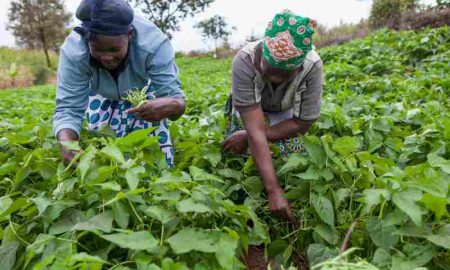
[53,16,184,137]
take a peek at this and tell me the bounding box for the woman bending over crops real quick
[53,0,185,166]
[223,10,323,222]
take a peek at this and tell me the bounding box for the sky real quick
[0,0,437,52]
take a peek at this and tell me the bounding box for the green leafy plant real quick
[124,85,149,108]
[0,26,448,270]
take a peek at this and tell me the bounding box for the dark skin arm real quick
[223,105,314,154]
[57,128,79,165]
[126,97,186,122]
[239,106,297,224]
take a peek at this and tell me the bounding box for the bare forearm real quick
[157,97,186,121]
[265,119,313,141]
[240,109,281,194]
[247,131,281,193]
[57,128,79,142]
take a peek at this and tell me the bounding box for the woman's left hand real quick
[223,130,248,154]
[126,98,185,122]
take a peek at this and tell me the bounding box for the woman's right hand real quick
[268,188,297,226]
[57,129,80,165]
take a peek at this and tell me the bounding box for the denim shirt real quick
[53,16,184,137]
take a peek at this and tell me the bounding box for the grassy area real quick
[0,47,58,88]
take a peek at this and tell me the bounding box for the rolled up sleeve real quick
[231,51,259,111]
[147,40,184,99]
[296,60,323,121]
[53,49,91,137]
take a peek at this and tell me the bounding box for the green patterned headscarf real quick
[263,10,316,70]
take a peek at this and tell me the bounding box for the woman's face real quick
[260,57,298,85]
[88,33,130,70]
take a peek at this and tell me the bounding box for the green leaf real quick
[215,232,239,269]
[268,239,289,257]
[113,201,130,229]
[307,243,338,266]
[392,189,423,227]
[243,176,264,198]
[277,154,309,175]
[303,136,327,167]
[30,196,52,215]
[0,241,20,270]
[332,136,359,156]
[189,166,223,182]
[426,225,450,249]
[362,189,390,215]
[49,209,82,235]
[125,166,145,190]
[217,169,243,180]
[371,117,393,133]
[203,152,222,167]
[27,234,55,255]
[366,217,398,250]
[371,248,391,269]
[143,205,176,224]
[86,166,115,184]
[310,193,334,226]
[333,188,350,208]
[115,128,156,148]
[60,141,81,151]
[101,144,125,164]
[93,181,121,191]
[313,224,339,245]
[403,243,433,267]
[1,197,30,217]
[178,198,212,214]
[72,211,113,233]
[100,231,158,250]
[296,166,321,181]
[14,166,31,187]
[78,148,96,181]
[167,228,220,254]
[421,193,448,221]
[428,152,450,174]
[0,197,13,216]
[69,252,108,265]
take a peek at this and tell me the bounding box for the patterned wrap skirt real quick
[85,82,175,167]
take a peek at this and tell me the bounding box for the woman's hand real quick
[239,106,298,226]
[223,130,248,154]
[268,188,297,225]
[126,97,185,121]
[57,129,80,165]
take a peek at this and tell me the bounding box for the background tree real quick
[7,0,71,68]
[246,29,261,43]
[369,0,417,29]
[436,0,450,9]
[127,0,214,39]
[195,15,235,58]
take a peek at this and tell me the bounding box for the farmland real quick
[0,27,449,269]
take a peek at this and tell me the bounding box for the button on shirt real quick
[53,16,184,137]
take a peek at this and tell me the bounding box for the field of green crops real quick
[0,27,449,270]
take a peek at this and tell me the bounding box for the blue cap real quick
[76,0,134,36]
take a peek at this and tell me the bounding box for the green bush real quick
[369,0,416,29]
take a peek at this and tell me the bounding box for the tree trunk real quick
[214,39,218,59]
[43,47,51,68]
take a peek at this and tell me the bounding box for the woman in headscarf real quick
[223,10,323,223]
[54,0,185,167]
